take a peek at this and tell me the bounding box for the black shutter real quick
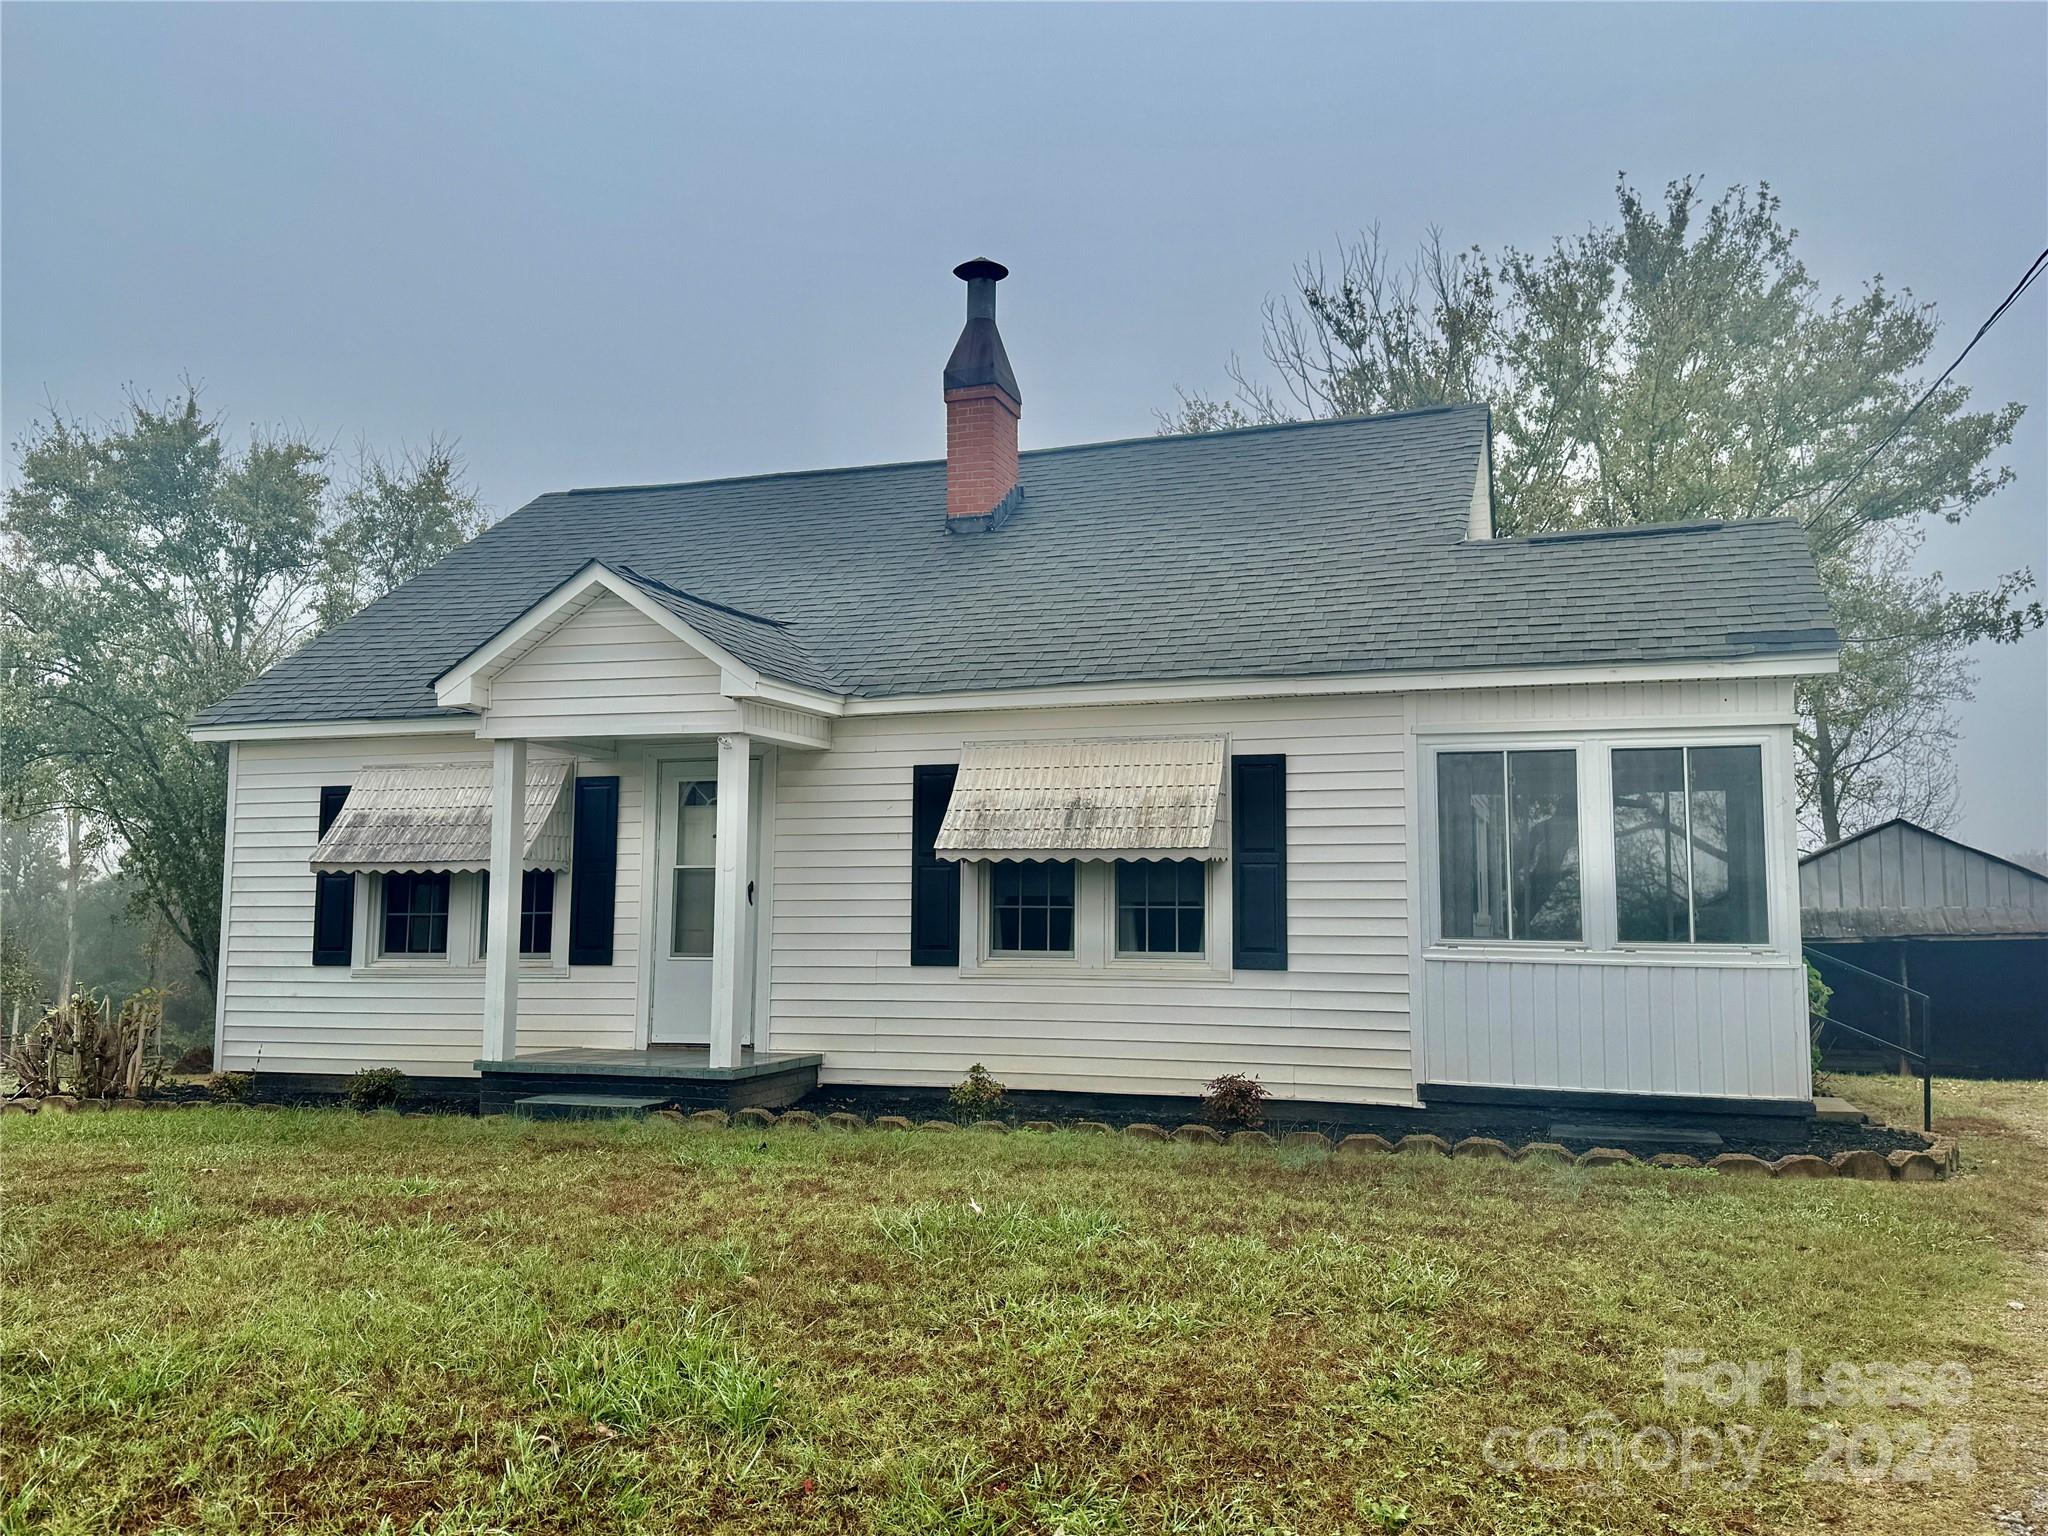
[312,785,354,966]
[567,775,620,966]
[1231,754,1288,971]
[910,764,960,966]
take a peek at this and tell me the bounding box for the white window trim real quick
[352,869,569,978]
[1419,725,1793,966]
[959,857,1235,983]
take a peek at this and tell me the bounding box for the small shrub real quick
[1807,961,1834,1078]
[206,1071,254,1103]
[172,1044,214,1075]
[949,1063,1006,1118]
[345,1068,411,1112]
[1201,1072,1267,1129]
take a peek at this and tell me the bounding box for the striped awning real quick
[935,737,1226,863]
[310,760,572,874]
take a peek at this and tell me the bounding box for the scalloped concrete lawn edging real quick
[4,1094,1950,1181]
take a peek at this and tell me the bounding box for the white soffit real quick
[310,760,572,874]
[936,736,1227,863]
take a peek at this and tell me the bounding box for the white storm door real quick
[650,758,759,1045]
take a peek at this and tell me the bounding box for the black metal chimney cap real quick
[953,257,1009,283]
[944,257,1020,400]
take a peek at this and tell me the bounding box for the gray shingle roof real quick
[193,404,1837,728]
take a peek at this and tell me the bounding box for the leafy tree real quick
[1164,179,2039,839]
[2,387,485,999]
[315,441,487,631]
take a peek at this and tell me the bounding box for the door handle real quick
[747,879,756,906]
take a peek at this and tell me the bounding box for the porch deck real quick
[474,1046,823,1115]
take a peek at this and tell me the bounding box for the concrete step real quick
[1549,1119,1725,1149]
[1812,1095,1871,1124]
[512,1093,670,1121]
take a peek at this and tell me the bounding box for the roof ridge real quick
[1469,516,1807,549]
[555,402,1487,500]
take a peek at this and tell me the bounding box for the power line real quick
[1812,245,2048,527]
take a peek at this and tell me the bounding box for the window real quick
[1436,750,1582,942]
[988,859,1075,955]
[382,871,450,956]
[1613,745,1768,945]
[1116,859,1206,956]
[671,780,716,959]
[478,869,556,957]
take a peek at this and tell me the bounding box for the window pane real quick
[1437,753,1507,940]
[1689,747,1768,944]
[679,782,717,867]
[1177,860,1204,903]
[672,867,714,957]
[1116,863,1143,905]
[1048,906,1073,953]
[1181,909,1204,953]
[1508,750,1581,941]
[996,906,1020,951]
[1613,748,1690,942]
[1021,907,1047,950]
[1117,905,1141,952]
[383,907,406,955]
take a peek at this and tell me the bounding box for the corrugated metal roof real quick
[936,737,1225,861]
[310,760,572,873]
[1799,818,2048,940]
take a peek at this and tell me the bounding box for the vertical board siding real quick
[484,592,742,739]
[220,734,644,1076]
[1420,958,1805,1100]
[765,695,1417,1103]
[1799,820,2048,933]
[1414,677,1811,1103]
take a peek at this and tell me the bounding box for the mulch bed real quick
[790,1085,1933,1163]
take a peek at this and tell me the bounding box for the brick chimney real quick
[943,258,1022,528]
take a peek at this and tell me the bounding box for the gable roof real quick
[192,404,1838,729]
[1800,818,2048,939]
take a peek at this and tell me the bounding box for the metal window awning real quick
[935,737,1226,863]
[309,760,573,874]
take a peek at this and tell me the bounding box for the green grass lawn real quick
[4,1074,2043,1535]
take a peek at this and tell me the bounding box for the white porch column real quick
[708,732,754,1069]
[481,737,526,1063]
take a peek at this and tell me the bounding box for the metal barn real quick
[1802,819,2048,1078]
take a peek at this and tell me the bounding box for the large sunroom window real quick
[1436,749,1582,942]
[1612,745,1768,945]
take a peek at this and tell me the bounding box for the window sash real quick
[988,859,1076,956]
[382,872,450,956]
[1114,858,1207,956]
[1436,749,1582,943]
[1611,744,1767,946]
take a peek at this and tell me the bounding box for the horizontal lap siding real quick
[765,696,1415,1104]
[486,593,741,739]
[221,735,644,1076]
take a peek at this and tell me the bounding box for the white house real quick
[191,259,1840,1120]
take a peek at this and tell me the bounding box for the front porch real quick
[476,1045,823,1117]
